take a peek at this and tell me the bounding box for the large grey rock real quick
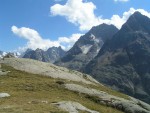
[0,58,98,84]
[65,83,150,113]
[54,101,99,113]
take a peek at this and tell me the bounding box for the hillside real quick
[0,58,150,113]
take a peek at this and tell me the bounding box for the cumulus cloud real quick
[107,8,150,29]
[50,0,100,31]
[50,0,150,30]
[114,0,129,2]
[11,26,82,51]
[58,33,82,50]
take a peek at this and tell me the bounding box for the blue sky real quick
[0,0,150,52]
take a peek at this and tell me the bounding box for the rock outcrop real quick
[54,101,99,113]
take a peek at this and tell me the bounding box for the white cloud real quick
[114,0,129,2]
[11,26,82,51]
[50,0,100,31]
[58,33,82,50]
[50,0,150,30]
[107,8,150,29]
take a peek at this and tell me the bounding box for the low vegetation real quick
[0,64,125,113]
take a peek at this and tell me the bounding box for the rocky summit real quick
[55,24,118,71]
[84,12,150,104]
[23,46,66,63]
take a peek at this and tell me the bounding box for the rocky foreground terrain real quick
[0,58,150,113]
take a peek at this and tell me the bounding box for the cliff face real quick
[84,12,150,104]
[55,24,118,71]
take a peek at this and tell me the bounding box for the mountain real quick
[84,12,150,104]
[0,51,20,58]
[55,24,118,71]
[0,57,150,113]
[10,52,21,58]
[23,46,66,63]
[19,48,33,58]
[46,46,66,63]
[23,48,49,62]
[0,51,7,58]
[0,51,3,58]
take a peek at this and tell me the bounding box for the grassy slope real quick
[0,64,125,113]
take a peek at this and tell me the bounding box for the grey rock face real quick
[54,101,99,113]
[23,46,66,63]
[55,24,118,71]
[0,58,97,84]
[84,12,150,104]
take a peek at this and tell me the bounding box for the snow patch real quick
[80,44,93,54]
[89,34,100,43]
[2,52,7,56]
[90,34,96,40]
[0,52,7,58]
[0,52,21,58]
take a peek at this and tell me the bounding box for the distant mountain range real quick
[0,51,20,58]
[55,24,118,71]
[0,51,6,58]
[1,46,66,63]
[23,46,66,63]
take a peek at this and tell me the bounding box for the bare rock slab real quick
[54,101,99,113]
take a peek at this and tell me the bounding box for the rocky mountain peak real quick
[35,48,43,52]
[23,47,66,63]
[121,11,150,34]
[84,12,150,104]
[55,24,118,71]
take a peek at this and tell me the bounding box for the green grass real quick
[0,64,124,113]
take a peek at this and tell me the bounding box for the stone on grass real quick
[0,93,10,98]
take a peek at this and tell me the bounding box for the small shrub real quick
[84,95,101,103]
[56,80,65,85]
